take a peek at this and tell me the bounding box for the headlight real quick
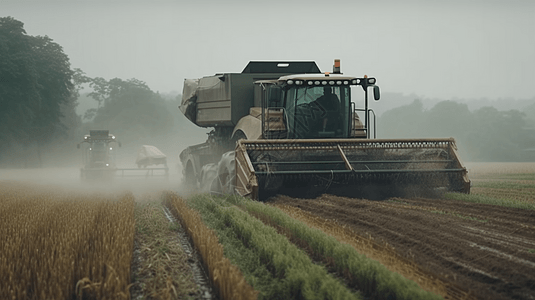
[314,81,321,85]
[287,80,294,85]
[336,81,342,85]
[343,80,349,85]
[368,78,376,84]
[351,79,360,85]
[307,81,314,86]
[295,80,303,85]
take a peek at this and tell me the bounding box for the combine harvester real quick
[77,130,169,181]
[179,61,470,200]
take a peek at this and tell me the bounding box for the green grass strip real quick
[186,194,361,300]
[473,181,535,190]
[224,196,442,300]
[445,192,535,210]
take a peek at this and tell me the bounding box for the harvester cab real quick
[256,73,379,140]
[179,60,470,200]
[77,130,120,181]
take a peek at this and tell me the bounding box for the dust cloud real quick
[0,131,207,199]
[0,167,181,197]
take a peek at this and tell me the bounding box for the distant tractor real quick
[77,130,121,181]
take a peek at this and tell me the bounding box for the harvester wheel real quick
[215,151,236,195]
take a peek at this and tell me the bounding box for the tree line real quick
[1,16,534,166]
[0,17,177,167]
[79,77,176,142]
[378,99,535,162]
[0,17,79,165]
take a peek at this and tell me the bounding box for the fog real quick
[0,167,181,195]
[0,129,203,197]
[1,0,534,192]
[3,0,534,100]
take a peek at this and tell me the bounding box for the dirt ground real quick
[270,195,535,300]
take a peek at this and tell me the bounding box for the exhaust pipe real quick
[333,59,341,74]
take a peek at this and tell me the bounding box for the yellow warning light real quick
[334,59,340,68]
[364,75,368,78]
[325,72,330,77]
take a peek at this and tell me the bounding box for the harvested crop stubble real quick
[163,191,258,300]
[0,182,135,300]
[472,186,535,204]
[466,162,535,177]
[131,195,197,299]
[446,191,535,210]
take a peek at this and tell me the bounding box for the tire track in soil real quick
[270,195,535,300]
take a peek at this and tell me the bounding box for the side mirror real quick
[373,86,380,101]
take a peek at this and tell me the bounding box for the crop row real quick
[270,202,469,300]
[164,191,258,300]
[132,197,198,299]
[0,183,135,300]
[166,192,442,300]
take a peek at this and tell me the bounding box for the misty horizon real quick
[2,0,534,100]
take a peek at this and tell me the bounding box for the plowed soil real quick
[270,195,535,300]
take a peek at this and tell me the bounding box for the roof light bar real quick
[296,78,375,87]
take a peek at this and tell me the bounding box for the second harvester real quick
[179,60,470,200]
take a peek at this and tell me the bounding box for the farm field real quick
[0,182,135,299]
[0,162,533,299]
[267,162,535,300]
[270,195,535,299]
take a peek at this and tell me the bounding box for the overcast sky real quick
[3,0,534,100]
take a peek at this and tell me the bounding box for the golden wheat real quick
[0,182,135,300]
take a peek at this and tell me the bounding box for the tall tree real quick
[27,35,75,144]
[378,99,425,138]
[424,100,471,138]
[0,17,39,145]
[0,17,77,166]
[86,77,174,141]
